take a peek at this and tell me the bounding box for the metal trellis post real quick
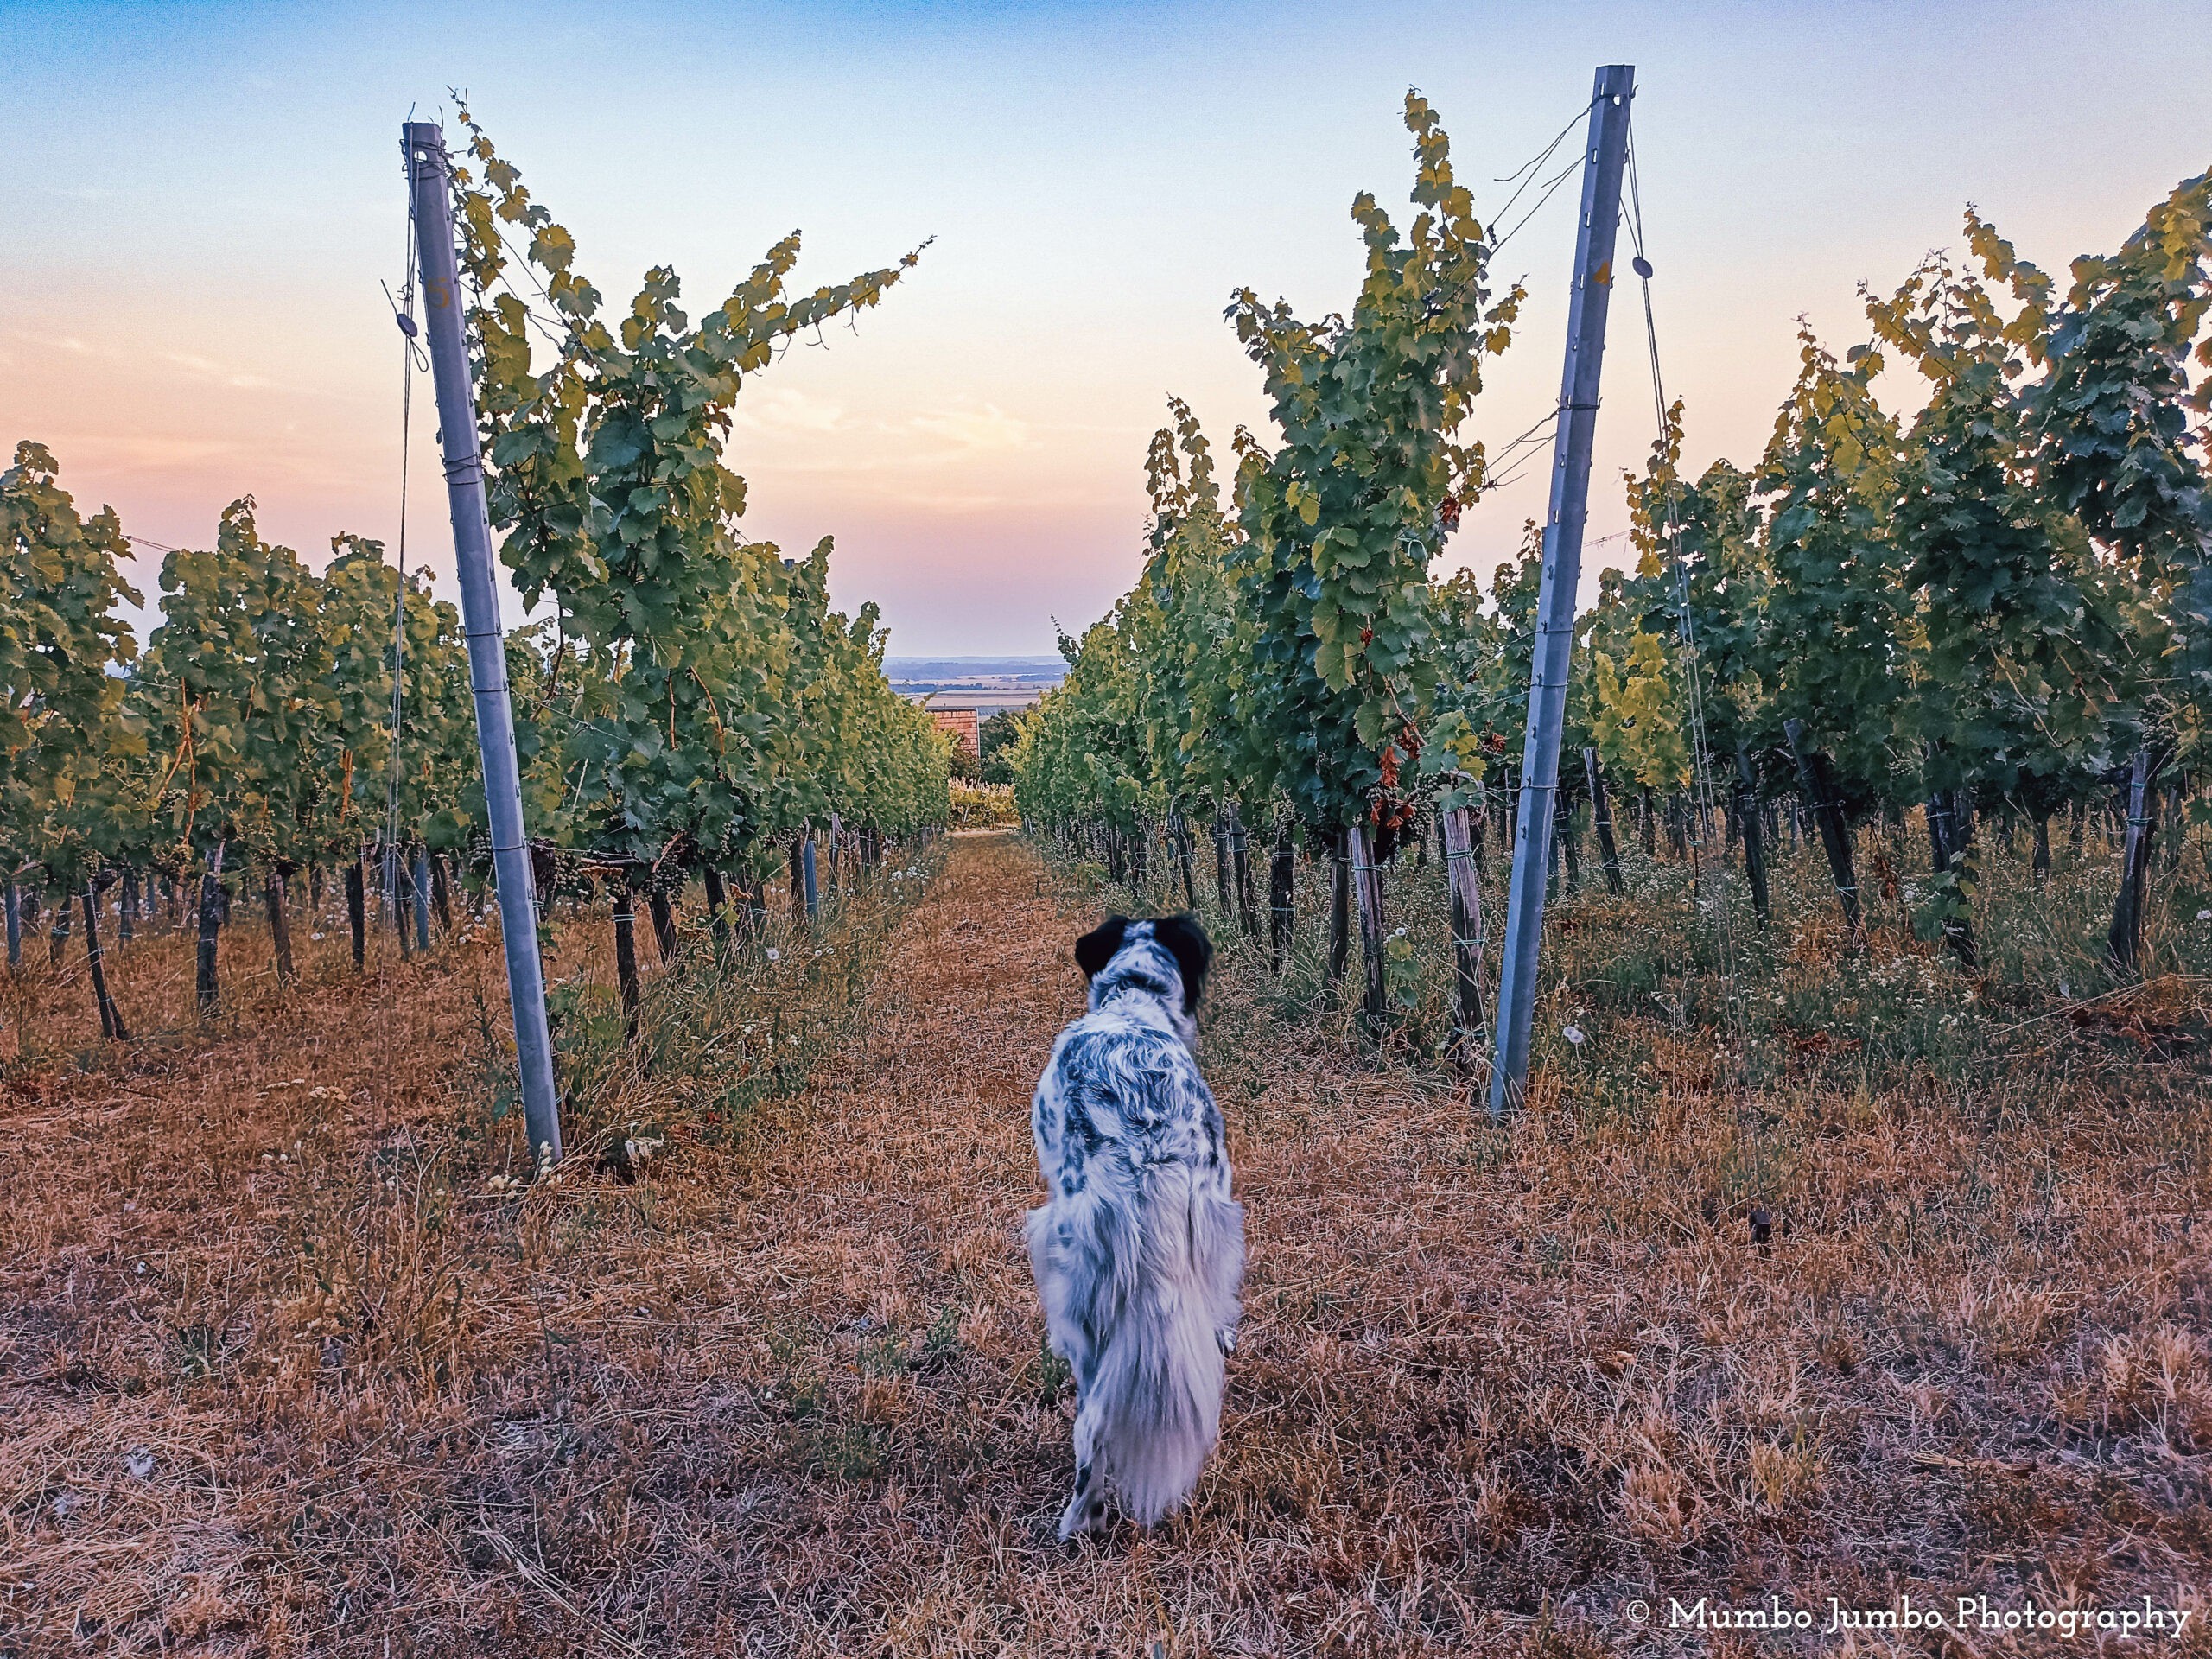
[1488,66,1635,1121]
[404,120,563,1168]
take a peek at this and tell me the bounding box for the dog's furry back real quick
[1027,920,1243,1527]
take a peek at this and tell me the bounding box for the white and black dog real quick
[1026,912,1243,1539]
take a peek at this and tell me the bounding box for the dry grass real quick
[3,828,2209,1656]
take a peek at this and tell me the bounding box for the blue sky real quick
[5,0,2208,653]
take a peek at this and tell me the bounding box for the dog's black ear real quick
[1074,914,1130,981]
[1151,912,1212,1013]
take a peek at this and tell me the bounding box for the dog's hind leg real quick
[1057,1395,1111,1541]
[1198,1194,1246,1360]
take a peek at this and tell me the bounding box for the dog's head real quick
[1075,912,1211,1040]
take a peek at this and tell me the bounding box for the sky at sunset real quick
[5,0,2209,657]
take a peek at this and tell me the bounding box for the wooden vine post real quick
[2107,751,2153,972]
[1732,749,1770,928]
[391,850,413,962]
[1268,817,1294,971]
[345,857,366,969]
[1439,791,1488,1068]
[412,849,432,951]
[1326,838,1351,995]
[1582,748,1623,893]
[195,839,225,1015]
[1228,802,1257,938]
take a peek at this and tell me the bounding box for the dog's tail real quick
[1088,1160,1244,1525]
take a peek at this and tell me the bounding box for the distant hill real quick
[885,656,1066,712]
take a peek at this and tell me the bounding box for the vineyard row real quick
[1008,94,2211,1033]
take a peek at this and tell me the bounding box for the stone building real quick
[928,706,981,756]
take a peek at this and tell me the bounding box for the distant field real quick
[884,656,1065,712]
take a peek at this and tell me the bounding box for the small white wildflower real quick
[309,931,325,941]
[1563,1026,1586,1046]
[124,1446,155,1481]
[2198,909,2211,923]
[765,947,780,963]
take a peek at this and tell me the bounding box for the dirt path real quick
[740,829,1074,1337]
[694,830,1520,1654]
[15,830,2203,1656]
[0,832,1678,1656]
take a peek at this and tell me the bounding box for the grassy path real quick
[3,830,2208,1656]
[646,828,1535,1655]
